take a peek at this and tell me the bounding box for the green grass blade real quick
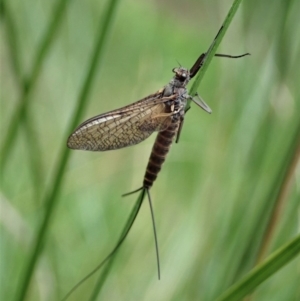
[2,1,298,300]
[1,0,71,170]
[84,1,245,297]
[1,0,23,82]
[1,1,44,199]
[215,234,300,301]
[88,191,145,301]
[87,0,245,297]
[255,117,300,263]
[14,1,120,300]
[61,192,144,301]
[188,0,244,105]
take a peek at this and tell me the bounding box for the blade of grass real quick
[256,117,300,263]
[88,0,245,296]
[1,0,23,82]
[88,191,145,301]
[214,234,300,301]
[14,1,120,300]
[219,114,300,292]
[188,0,244,105]
[1,0,71,171]
[60,191,144,301]
[1,1,44,199]
[86,0,245,297]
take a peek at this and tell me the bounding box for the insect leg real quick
[175,116,185,144]
[191,93,212,114]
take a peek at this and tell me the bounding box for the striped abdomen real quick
[143,121,180,189]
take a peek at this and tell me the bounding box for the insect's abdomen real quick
[143,122,179,189]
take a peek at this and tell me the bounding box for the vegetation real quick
[1,0,299,300]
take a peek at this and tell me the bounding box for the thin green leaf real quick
[88,191,145,301]
[188,0,243,105]
[84,0,246,298]
[14,1,120,300]
[215,234,300,301]
[1,1,44,198]
[1,0,71,170]
[61,191,144,301]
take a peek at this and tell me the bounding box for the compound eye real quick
[178,73,187,81]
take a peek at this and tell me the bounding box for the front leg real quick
[190,93,212,114]
[175,115,185,144]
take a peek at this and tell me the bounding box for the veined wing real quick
[67,92,176,151]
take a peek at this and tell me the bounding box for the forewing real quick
[67,94,173,151]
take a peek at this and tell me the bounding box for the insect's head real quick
[172,67,190,87]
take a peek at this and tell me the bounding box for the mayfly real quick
[67,26,249,287]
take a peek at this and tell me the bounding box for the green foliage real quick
[1,0,299,300]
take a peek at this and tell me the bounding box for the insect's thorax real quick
[162,67,191,119]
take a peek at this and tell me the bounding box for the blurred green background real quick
[1,0,299,300]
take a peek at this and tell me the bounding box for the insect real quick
[66,26,249,284]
